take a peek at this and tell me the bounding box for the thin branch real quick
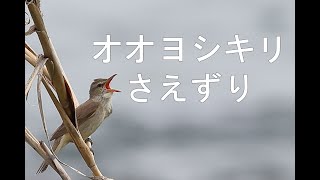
[25,25,36,36]
[25,55,48,97]
[25,43,51,80]
[25,41,37,58]
[27,2,78,122]
[25,41,106,180]
[37,69,51,145]
[25,12,30,25]
[40,142,71,180]
[25,1,109,178]
[25,40,101,179]
[25,127,71,180]
[26,59,101,179]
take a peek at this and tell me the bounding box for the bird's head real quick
[89,74,121,99]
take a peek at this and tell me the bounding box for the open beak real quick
[105,74,121,92]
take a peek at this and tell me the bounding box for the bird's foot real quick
[85,137,93,145]
[85,137,94,155]
[89,147,95,155]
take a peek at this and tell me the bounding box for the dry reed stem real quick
[26,1,105,177]
[40,141,71,180]
[25,127,71,180]
[27,2,76,123]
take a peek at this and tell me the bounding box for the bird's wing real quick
[50,99,100,141]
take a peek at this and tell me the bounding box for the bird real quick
[37,74,120,174]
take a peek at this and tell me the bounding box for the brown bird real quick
[37,74,120,173]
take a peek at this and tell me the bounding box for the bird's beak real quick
[105,74,121,92]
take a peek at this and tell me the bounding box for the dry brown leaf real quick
[64,79,77,128]
[37,65,51,145]
[25,55,48,99]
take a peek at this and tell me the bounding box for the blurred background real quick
[25,0,295,179]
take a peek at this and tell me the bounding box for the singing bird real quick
[37,74,120,173]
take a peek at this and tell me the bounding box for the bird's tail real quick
[36,136,67,174]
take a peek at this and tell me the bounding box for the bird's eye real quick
[97,83,103,87]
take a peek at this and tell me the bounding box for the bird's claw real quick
[85,138,94,155]
[85,137,93,145]
[90,148,95,155]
